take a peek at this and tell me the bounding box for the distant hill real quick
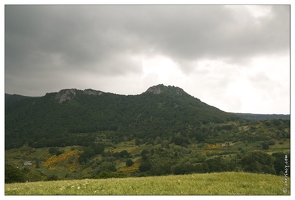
[233,113,290,120]
[5,84,240,149]
[5,93,32,102]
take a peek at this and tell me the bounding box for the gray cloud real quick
[5,5,290,113]
[6,5,289,73]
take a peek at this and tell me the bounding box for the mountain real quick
[5,84,240,149]
[5,93,32,102]
[144,84,190,96]
[232,113,290,120]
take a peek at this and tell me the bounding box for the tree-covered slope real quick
[233,113,290,120]
[5,93,33,102]
[5,84,240,149]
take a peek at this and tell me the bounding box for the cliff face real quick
[145,85,162,94]
[55,89,77,103]
[144,84,189,96]
[83,89,103,96]
[55,89,104,103]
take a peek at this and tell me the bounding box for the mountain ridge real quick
[5,84,241,149]
[6,84,289,117]
[6,84,192,100]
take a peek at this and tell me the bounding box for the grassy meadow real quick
[5,172,290,195]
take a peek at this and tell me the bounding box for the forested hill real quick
[233,113,290,120]
[5,93,34,102]
[5,84,239,149]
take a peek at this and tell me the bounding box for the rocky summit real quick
[145,84,190,96]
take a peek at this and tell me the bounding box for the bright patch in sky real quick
[245,5,272,18]
[142,55,185,83]
[189,55,290,114]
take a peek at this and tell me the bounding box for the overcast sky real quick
[5,5,290,114]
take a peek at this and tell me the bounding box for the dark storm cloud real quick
[5,6,141,74]
[5,5,290,96]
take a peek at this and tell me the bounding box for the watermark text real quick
[283,154,289,193]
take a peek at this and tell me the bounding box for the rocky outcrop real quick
[146,85,163,94]
[55,84,188,103]
[55,89,104,103]
[55,89,77,103]
[83,89,103,96]
[145,84,189,96]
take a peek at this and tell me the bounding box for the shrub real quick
[141,149,149,161]
[48,147,58,155]
[46,174,58,181]
[246,161,261,173]
[95,171,127,179]
[261,165,276,175]
[126,159,134,167]
[240,151,276,174]
[96,162,117,174]
[5,164,25,183]
[205,157,229,172]
[171,163,195,175]
[139,162,152,172]
[56,150,64,156]
[272,152,289,175]
[268,140,276,145]
[119,150,130,158]
[262,143,269,150]
[240,151,273,166]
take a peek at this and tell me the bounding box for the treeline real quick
[234,113,290,120]
[91,151,289,179]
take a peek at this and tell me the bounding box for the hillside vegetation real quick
[5,84,290,183]
[5,172,290,195]
[233,113,290,120]
[5,84,239,149]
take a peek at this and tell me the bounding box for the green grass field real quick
[5,172,290,195]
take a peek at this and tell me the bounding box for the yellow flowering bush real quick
[206,144,221,150]
[127,147,137,154]
[43,150,80,172]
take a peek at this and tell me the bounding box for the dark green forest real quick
[5,84,290,183]
[5,85,239,149]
